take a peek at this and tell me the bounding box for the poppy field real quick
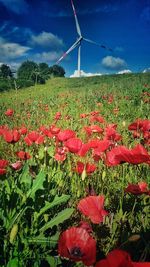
[0,73,150,267]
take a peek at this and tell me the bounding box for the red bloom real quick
[5,109,14,116]
[65,138,82,153]
[95,249,133,267]
[3,129,21,143]
[77,195,108,224]
[54,146,68,161]
[16,151,31,160]
[90,115,105,123]
[11,161,22,170]
[106,144,150,166]
[78,143,90,157]
[105,124,122,142]
[58,227,96,266]
[54,111,61,121]
[0,159,9,175]
[19,126,27,135]
[95,249,150,267]
[57,129,76,142]
[125,182,150,195]
[84,125,103,136]
[76,162,96,174]
[24,131,44,146]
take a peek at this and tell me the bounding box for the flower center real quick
[69,246,84,258]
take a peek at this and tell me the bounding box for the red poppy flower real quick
[90,115,105,123]
[95,249,133,267]
[78,221,93,234]
[11,161,22,170]
[105,125,122,142]
[54,111,61,121]
[65,138,82,153]
[5,109,14,116]
[3,129,21,143]
[84,125,103,136]
[125,182,150,195]
[24,131,44,146]
[58,227,96,266]
[54,147,68,161]
[76,162,96,175]
[19,126,27,135]
[0,159,9,175]
[80,113,88,119]
[57,129,76,142]
[50,125,60,135]
[128,119,145,131]
[77,195,108,224]
[78,143,90,157]
[16,151,31,160]
[92,139,111,161]
[95,249,150,267]
[106,144,150,166]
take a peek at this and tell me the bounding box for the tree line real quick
[0,61,65,91]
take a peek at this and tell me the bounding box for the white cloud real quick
[33,51,63,63]
[102,56,126,70]
[30,32,64,50]
[143,68,150,73]
[0,0,28,14]
[0,37,31,61]
[70,70,103,78]
[117,69,132,74]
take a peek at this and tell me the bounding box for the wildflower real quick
[16,151,31,160]
[125,182,150,195]
[3,129,21,143]
[11,161,22,170]
[106,144,150,166]
[78,195,108,224]
[5,109,14,116]
[24,131,44,146]
[95,249,150,267]
[58,227,96,266]
[57,129,76,142]
[0,159,9,175]
[95,249,133,267]
[76,162,96,175]
[65,138,82,153]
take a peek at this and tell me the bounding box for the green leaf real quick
[27,170,46,199]
[19,163,32,187]
[7,258,19,267]
[27,231,59,248]
[39,208,74,233]
[36,194,70,219]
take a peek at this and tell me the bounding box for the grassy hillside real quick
[0,73,150,266]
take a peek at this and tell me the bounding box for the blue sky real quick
[0,0,150,76]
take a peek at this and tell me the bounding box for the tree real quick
[49,65,65,77]
[17,60,38,82]
[0,64,13,79]
[38,63,50,83]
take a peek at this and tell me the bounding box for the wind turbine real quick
[56,0,112,77]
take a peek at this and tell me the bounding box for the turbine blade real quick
[83,38,113,52]
[71,0,82,36]
[56,39,80,64]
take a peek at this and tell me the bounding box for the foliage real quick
[0,64,13,79]
[0,163,73,266]
[17,60,38,84]
[49,64,65,77]
[17,61,52,86]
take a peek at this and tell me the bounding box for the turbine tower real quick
[56,0,112,77]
